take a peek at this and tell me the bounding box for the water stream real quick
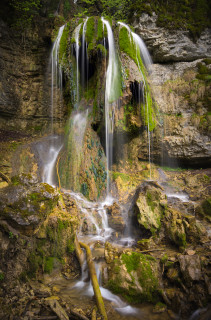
[101,18,121,195]
[118,22,153,178]
[41,18,169,319]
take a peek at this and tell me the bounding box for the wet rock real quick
[135,13,211,63]
[135,184,165,234]
[0,177,59,235]
[106,202,125,232]
[178,255,202,283]
[108,251,160,303]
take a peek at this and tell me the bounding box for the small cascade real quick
[74,23,82,106]
[118,22,152,178]
[42,25,65,186]
[51,25,65,129]
[101,18,121,195]
[65,190,113,241]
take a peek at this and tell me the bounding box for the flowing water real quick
[41,26,65,185]
[74,22,82,106]
[41,19,170,319]
[81,17,89,90]
[118,22,152,178]
[101,17,121,195]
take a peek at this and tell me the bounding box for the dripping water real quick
[118,22,152,178]
[101,17,121,195]
[74,23,82,106]
[42,25,64,186]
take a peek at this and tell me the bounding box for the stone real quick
[135,184,165,234]
[135,13,211,63]
[178,255,202,282]
[106,202,125,232]
[108,251,160,303]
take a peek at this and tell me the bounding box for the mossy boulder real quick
[164,206,208,249]
[0,176,78,284]
[164,207,187,249]
[108,251,160,303]
[0,175,59,235]
[196,197,211,222]
[135,184,166,234]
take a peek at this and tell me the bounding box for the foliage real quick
[0,272,4,281]
[10,0,41,31]
[127,0,211,39]
[119,26,156,131]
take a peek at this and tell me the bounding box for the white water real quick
[118,22,152,71]
[102,17,121,195]
[51,25,65,128]
[42,139,62,186]
[42,26,65,186]
[74,23,82,106]
[118,22,152,178]
[82,17,89,89]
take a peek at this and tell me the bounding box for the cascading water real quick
[118,22,152,178]
[81,17,89,90]
[74,23,82,106]
[42,25,65,186]
[101,18,121,195]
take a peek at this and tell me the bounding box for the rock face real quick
[135,13,211,63]
[0,18,66,134]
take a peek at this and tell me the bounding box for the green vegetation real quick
[59,24,69,65]
[97,18,104,41]
[196,62,211,82]
[119,26,156,131]
[9,0,41,31]
[108,252,159,303]
[112,171,131,182]
[127,0,211,39]
[44,257,54,273]
[0,272,4,281]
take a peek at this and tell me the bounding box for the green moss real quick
[0,272,4,281]
[112,171,130,182]
[66,238,75,253]
[85,16,95,44]
[44,257,54,274]
[160,254,168,264]
[59,25,69,65]
[119,26,156,131]
[97,17,103,41]
[97,44,107,56]
[81,182,89,197]
[202,197,211,217]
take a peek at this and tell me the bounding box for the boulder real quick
[108,251,160,303]
[106,202,125,232]
[178,255,202,283]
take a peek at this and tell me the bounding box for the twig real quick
[0,171,11,183]
[70,310,89,320]
[138,249,163,254]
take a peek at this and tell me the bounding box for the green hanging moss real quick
[119,26,156,131]
[59,24,69,65]
[85,16,95,44]
[97,17,104,41]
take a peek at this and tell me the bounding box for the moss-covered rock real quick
[135,184,165,234]
[108,251,160,303]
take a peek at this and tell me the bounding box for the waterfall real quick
[81,17,89,89]
[51,25,65,128]
[42,25,64,186]
[101,18,121,195]
[118,22,152,178]
[74,23,82,106]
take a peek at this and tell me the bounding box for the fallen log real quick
[79,242,107,320]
